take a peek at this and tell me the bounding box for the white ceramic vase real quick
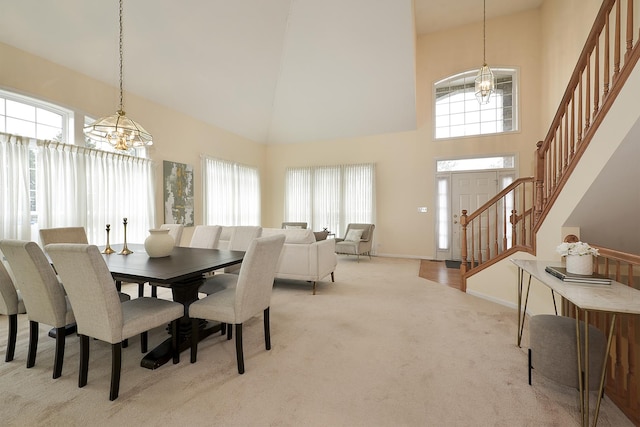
[565,254,593,275]
[144,228,175,258]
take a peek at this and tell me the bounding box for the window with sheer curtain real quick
[203,156,260,226]
[37,142,155,245]
[285,163,375,236]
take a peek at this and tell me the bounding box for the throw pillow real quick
[344,228,364,242]
[314,230,328,241]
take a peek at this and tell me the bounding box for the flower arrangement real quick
[556,241,599,257]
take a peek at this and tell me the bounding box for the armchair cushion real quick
[344,229,364,242]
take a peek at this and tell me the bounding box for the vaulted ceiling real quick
[0,0,542,144]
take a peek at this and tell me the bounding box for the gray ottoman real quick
[528,314,606,390]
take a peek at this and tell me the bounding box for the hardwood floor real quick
[418,260,462,290]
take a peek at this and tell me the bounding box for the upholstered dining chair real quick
[221,226,262,274]
[0,240,75,379]
[46,243,184,401]
[160,224,184,246]
[189,234,285,374]
[39,226,88,245]
[189,225,222,249]
[39,226,131,303]
[0,260,26,362]
[335,223,376,262]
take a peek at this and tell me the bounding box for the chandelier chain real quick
[483,0,486,65]
[119,0,124,112]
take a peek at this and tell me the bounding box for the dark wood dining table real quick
[101,244,245,369]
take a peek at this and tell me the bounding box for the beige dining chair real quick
[39,226,88,245]
[0,260,26,362]
[160,224,184,246]
[189,234,285,374]
[0,240,75,379]
[189,225,222,249]
[222,226,262,274]
[46,243,184,401]
[39,226,131,303]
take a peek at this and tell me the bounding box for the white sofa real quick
[216,226,337,294]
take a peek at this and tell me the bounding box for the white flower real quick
[556,241,599,257]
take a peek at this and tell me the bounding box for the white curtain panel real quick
[284,163,376,236]
[37,142,155,246]
[0,133,31,239]
[203,156,260,226]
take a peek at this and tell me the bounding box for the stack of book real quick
[545,266,612,285]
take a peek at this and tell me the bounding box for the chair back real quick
[160,224,184,246]
[39,227,88,245]
[0,261,20,316]
[234,234,285,323]
[46,244,124,343]
[189,225,222,249]
[281,222,308,229]
[0,240,71,327]
[228,226,262,251]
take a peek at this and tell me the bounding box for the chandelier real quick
[84,0,152,150]
[474,0,495,104]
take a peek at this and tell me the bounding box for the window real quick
[203,157,260,226]
[285,163,375,237]
[0,89,155,244]
[434,68,517,139]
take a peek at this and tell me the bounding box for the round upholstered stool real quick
[528,314,606,390]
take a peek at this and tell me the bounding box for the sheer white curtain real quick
[284,163,376,236]
[84,150,155,245]
[203,156,260,226]
[0,133,31,239]
[37,142,155,245]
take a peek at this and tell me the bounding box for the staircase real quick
[461,0,640,286]
[460,1,640,422]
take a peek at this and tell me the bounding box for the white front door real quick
[451,171,498,260]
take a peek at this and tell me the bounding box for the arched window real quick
[434,68,518,139]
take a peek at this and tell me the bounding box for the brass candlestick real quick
[102,224,115,254]
[119,217,133,255]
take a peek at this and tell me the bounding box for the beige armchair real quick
[335,223,375,261]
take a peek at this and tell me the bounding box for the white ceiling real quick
[0,0,542,144]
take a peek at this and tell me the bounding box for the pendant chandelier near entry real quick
[474,0,495,104]
[84,0,152,151]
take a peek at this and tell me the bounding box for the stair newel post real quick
[534,140,545,225]
[460,210,468,275]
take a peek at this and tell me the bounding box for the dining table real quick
[101,244,245,369]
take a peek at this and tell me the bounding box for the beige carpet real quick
[0,256,633,426]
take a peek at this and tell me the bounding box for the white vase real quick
[144,229,175,258]
[565,254,593,275]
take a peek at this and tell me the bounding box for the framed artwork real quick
[163,160,194,226]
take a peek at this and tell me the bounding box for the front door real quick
[451,171,498,260]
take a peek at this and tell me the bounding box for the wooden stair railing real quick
[461,0,640,283]
[459,177,535,291]
[534,0,640,228]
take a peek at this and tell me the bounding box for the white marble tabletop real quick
[511,259,640,315]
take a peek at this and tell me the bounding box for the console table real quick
[511,259,640,427]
